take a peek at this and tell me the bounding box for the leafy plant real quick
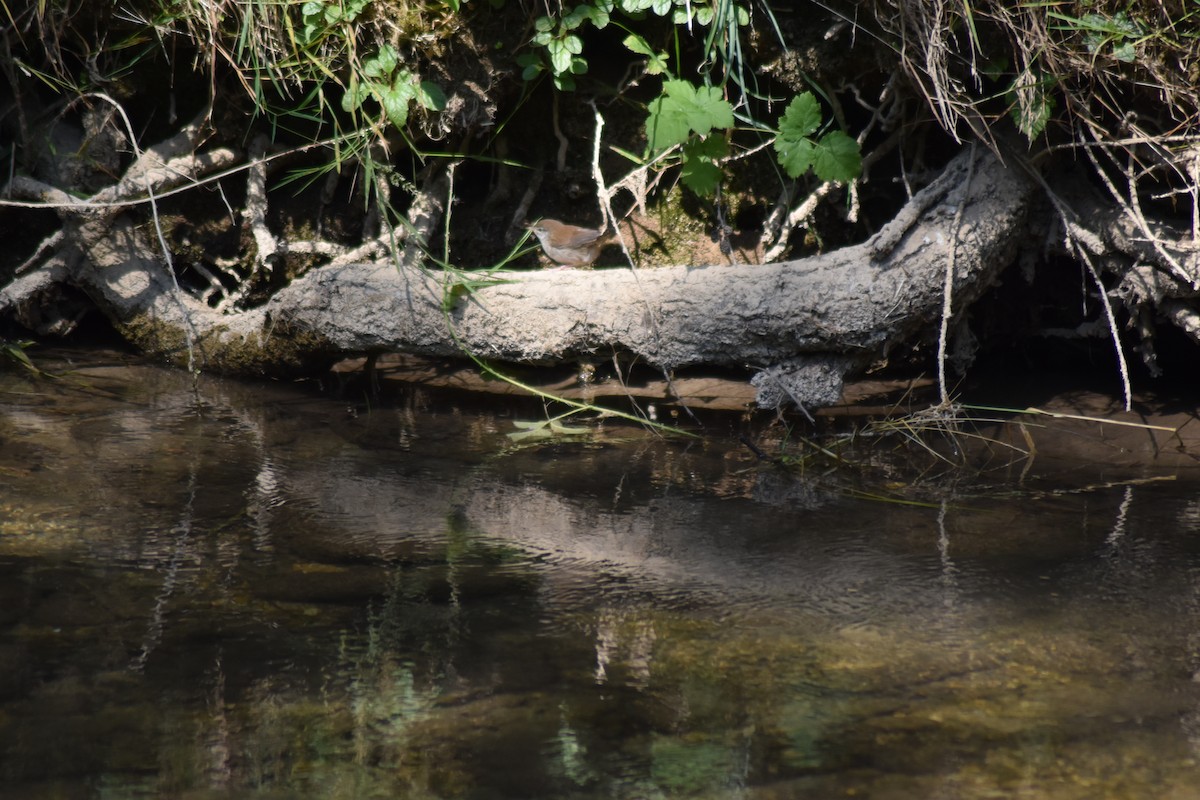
[640,79,732,195]
[522,0,750,90]
[645,79,734,151]
[342,44,447,129]
[298,0,370,46]
[641,85,863,196]
[680,135,727,196]
[523,1,613,89]
[621,32,669,75]
[525,0,825,199]
[772,92,861,184]
[1006,69,1058,140]
[639,85,861,197]
[1047,9,1145,63]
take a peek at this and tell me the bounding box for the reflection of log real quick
[5,138,1034,410]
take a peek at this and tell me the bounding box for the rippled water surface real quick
[3,349,1200,799]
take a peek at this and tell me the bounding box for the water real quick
[3,349,1200,798]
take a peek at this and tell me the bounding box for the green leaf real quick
[341,74,368,112]
[548,43,572,74]
[646,94,692,151]
[379,91,410,128]
[442,274,519,312]
[300,0,327,42]
[563,2,610,29]
[417,80,447,110]
[563,4,591,28]
[516,51,543,78]
[363,45,398,78]
[775,135,814,179]
[548,34,583,75]
[645,80,733,152]
[1112,40,1135,62]
[778,92,820,140]
[811,130,861,183]
[622,32,653,56]
[376,71,417,128]
[1006,72,1057,140]
[685,84,733,134]
[681,135,727,196]
[622,33,668,74]
[442,282,470,311]
[774,92,857,180]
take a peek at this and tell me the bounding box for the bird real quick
[527,218,613,267]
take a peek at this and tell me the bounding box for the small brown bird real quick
[527,218,613,267]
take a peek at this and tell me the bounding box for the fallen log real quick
[4,136,1034,410]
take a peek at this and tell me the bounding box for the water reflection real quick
[2,351,1200,798]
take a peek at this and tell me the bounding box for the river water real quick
[3,348,1200,799]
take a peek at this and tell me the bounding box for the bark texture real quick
[263,145,1034,406]
[4,131,1035,409]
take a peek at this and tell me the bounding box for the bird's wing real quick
[564,228,606,247]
